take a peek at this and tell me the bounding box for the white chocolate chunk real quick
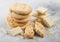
[10,27,23,36]
[34,22,46,38]
[36,7,48,15]
[24,24,34,39]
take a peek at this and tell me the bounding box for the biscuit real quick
[9,10,29,19]
[40,16,54,27]
[43,17,54,28]
[6,16,18,27]
[6,16,27,28]
[24,23,34,39]
[36,7,47,15]
[13,16,30,23]
[34,22,46,38]
[10,27,24,36]
[10,3,32,14]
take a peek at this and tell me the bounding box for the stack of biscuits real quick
[6,3,32,28]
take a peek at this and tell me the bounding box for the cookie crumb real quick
[1,28,8,34]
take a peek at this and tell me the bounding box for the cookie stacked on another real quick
[6,3,32,28]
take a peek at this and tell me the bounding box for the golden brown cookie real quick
[10,3,32,14]
[36,7,47,15]
[9,11,29,19]
[13,16,30,23]
[24,23,34,39]
[34,22,46,38]
[6,16,18,27]
[40,16,54,28]
[6,16,27,28]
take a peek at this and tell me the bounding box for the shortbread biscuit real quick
[6,16,18,27]
[34,22,46,38]
[13,16,30,23]
[6,16,27,28]
[24,23,34,39]
[40,16,54,27]
[9,11,29,19]
[36,7,47,15]
[10,27,24,36]
[10,3,32,14]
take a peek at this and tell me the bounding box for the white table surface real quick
[0,0,60,42]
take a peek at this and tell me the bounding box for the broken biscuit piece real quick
[34,22,46,38]
[24,24,34,39]
[10,27,23,36]
[36,7,48,15]
[40,16,54,27]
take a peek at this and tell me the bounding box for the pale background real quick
[0,0,60,42]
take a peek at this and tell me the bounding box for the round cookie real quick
[6,16,18,27]
[13,16,30,23]
[9,11,29,19]
[10,3,32,14]
[6,16,28,28]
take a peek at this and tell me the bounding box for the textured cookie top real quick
[10,3,32,14]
